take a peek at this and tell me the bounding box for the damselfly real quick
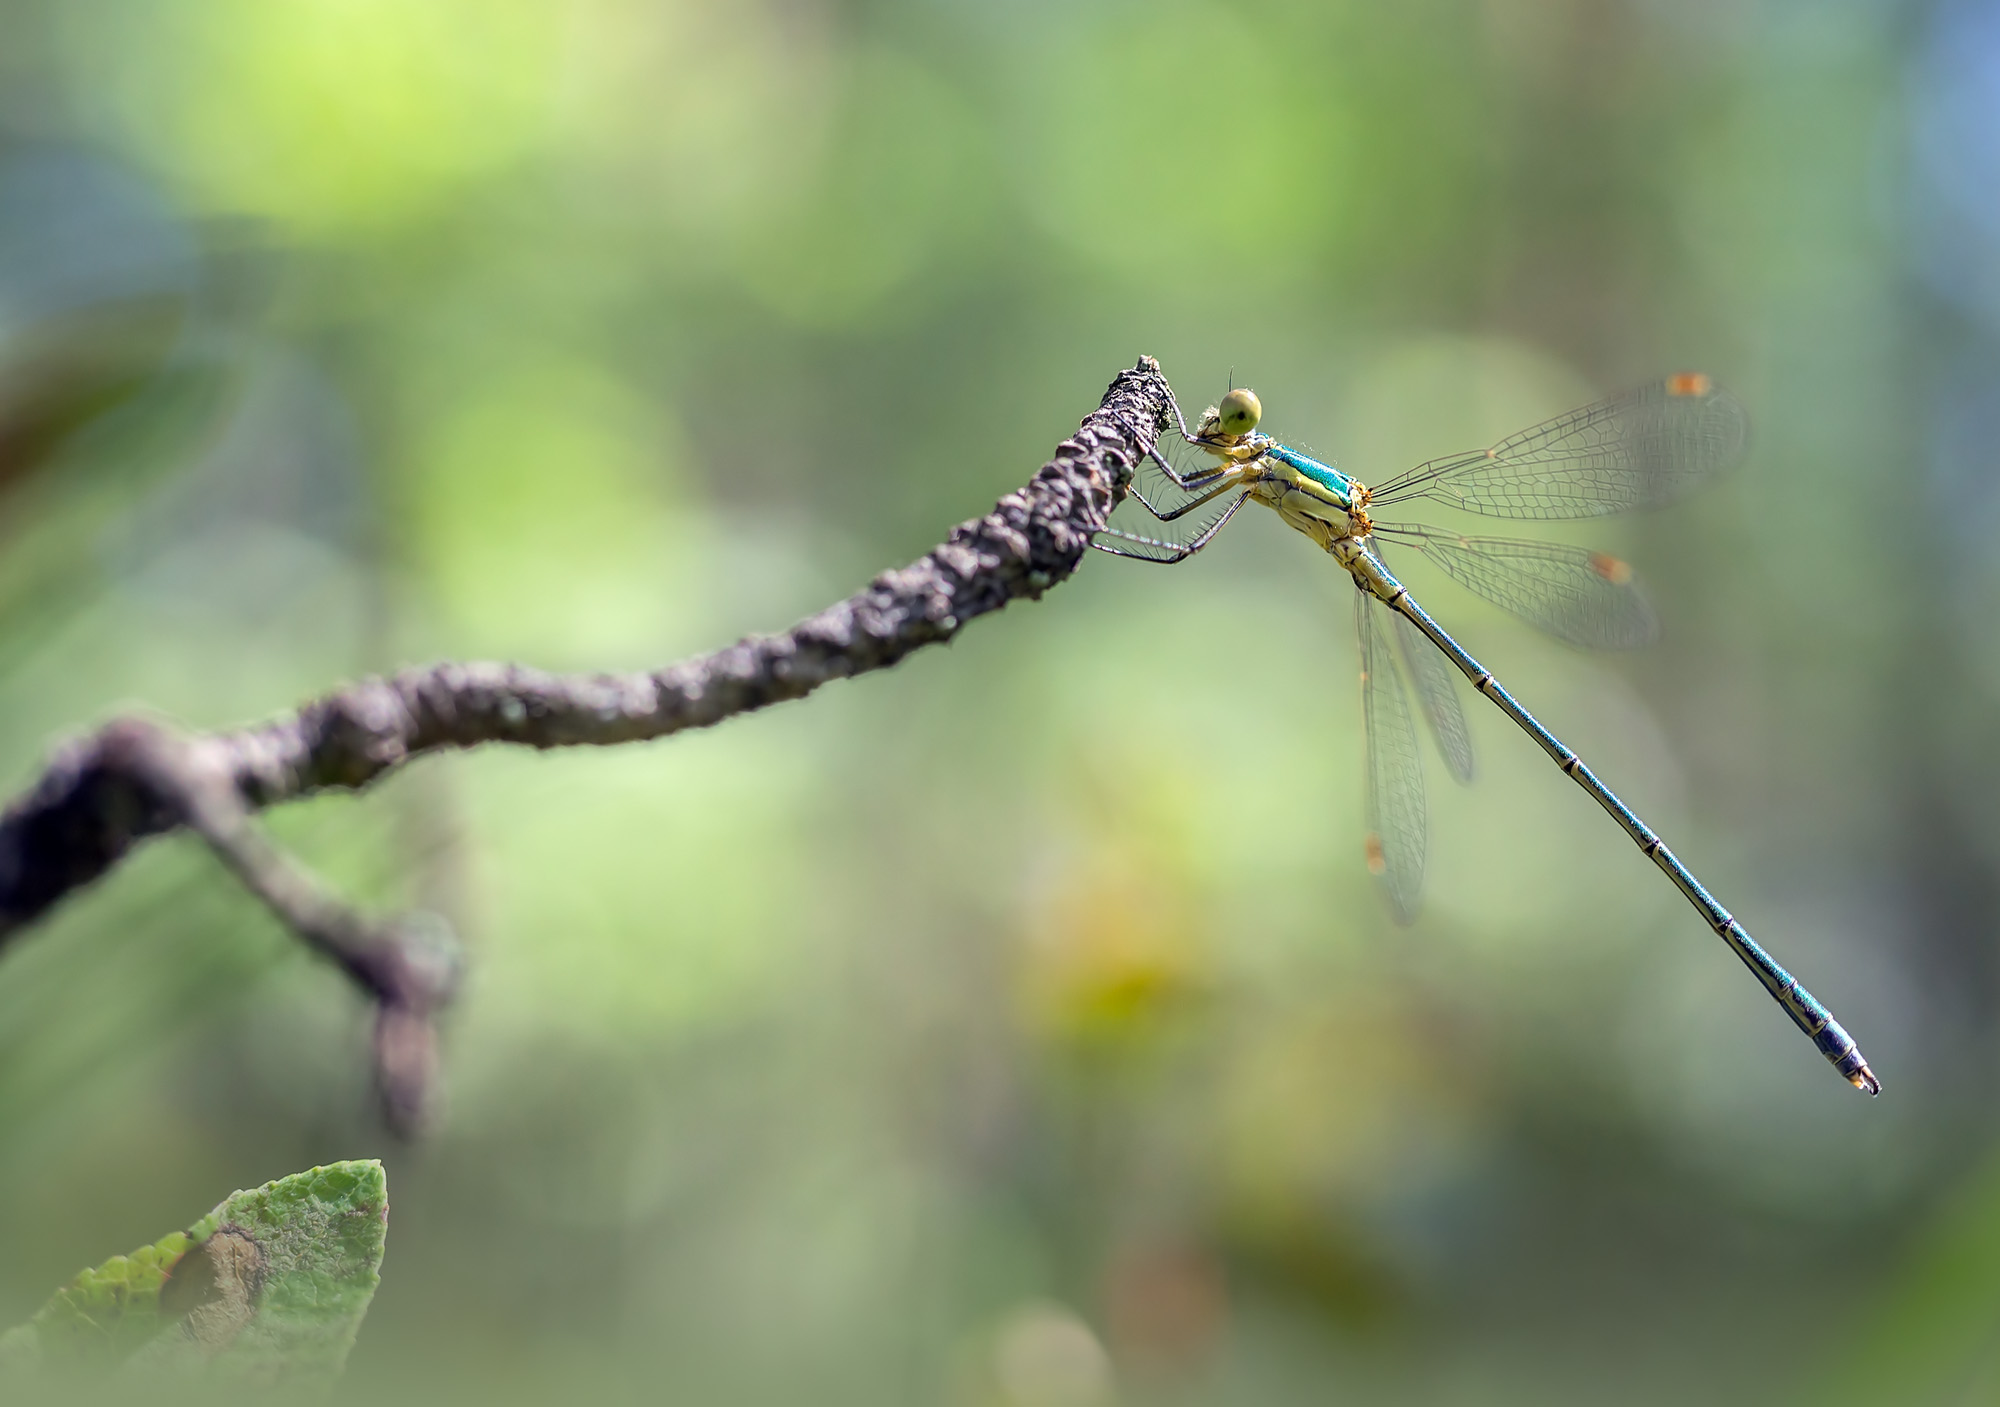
[1094,375,1878,1095]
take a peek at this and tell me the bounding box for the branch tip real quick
[0,357,1177,1133]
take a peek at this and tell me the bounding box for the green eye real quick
[1217,388,1262,436]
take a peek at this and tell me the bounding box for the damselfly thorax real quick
[1091,371,1880,1097]
[1250,462,1363,551]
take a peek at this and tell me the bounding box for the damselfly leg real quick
[1085,369,1880,1094]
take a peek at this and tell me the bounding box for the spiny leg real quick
[1140,376,1209,447]
[1129,443,1236,505]
[1090,489,1250,564]
[1110,380,1236,498]
[1134,471,1247,522]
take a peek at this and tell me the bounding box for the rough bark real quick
[0,356,1174,1131]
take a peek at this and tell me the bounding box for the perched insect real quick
[1095,375,1878,1095]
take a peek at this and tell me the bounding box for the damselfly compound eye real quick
[1217,388,1262,437]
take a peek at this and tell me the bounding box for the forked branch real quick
[0,356,1174,1132]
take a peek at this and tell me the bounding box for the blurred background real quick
[0,0,1993,1402]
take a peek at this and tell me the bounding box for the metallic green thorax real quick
[1090,375,1879,1098]
[1263,442,1358,507]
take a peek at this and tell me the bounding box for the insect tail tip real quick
[1850,1064,1881,1096]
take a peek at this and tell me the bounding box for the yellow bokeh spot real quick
[1018,849,1208,1053]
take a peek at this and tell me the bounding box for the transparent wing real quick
[1367,375,1747,520]
[1374,543,1472,783]
[1393,611,1473,784]
[1357,589,1427,924]
[1093,486,1248,563]
[1133,424,1242,509]
[1374,524,1659,650]
[1091,425,1253,562]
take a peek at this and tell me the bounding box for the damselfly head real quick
[1217,387,1262,438]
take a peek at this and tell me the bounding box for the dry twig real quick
[0,356,1174,1132]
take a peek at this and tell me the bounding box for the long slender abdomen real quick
[1376,571,1879,1095]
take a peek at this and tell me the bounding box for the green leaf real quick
[1,1159,387,1395]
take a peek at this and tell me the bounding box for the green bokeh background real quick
[1,1,1996,1402]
